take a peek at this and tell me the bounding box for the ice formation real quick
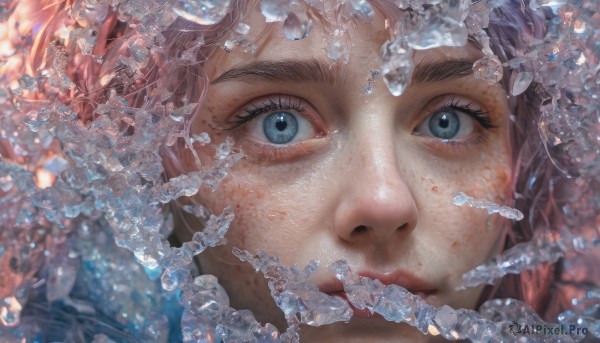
[332,260,588,342]
[453,191,524,221]
[233,249,353,327]
[0,0,599,342]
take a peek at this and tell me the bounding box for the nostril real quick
[397,223,408,231]
[353,225,368,234]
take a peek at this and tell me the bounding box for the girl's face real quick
[180,4,512,342]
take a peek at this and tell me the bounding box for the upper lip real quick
[319,269,436,296]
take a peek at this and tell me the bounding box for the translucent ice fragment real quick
[259,0,290,22]
[181,310,218,343]
[91,334,117,343]
[215,136,234,160]
[192,206,234,248]
[0,296,22,327]
[234,249,353,327]
[235,22,251,35]
[170,103,197,122]
[191,132,211,145]
[43,156,70,175]
[161,268,191,292]
[472,55,503,85]
[510,70,534,96]
[332,261,516,341]
[181,275,230,316]
[152,172,203,204]
[180,203,211,220]
[283,12,313,41]
[348,0,374,21]
[18,75,37,90]
[452,192,524,221]
[46,250,79,302]
[459,235,598,289]
[406,12,468,50]
[465,0,490,34]
[558,291,600,339]
[326,39,349,63]
[0,175,13,192]
[379,31,414,97]
[172,0,234,25]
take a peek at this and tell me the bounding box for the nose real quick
[333,126,419,246]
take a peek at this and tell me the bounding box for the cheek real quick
[421,148,511,262]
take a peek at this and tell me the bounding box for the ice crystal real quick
[473,54,504,85]
[453,192,524,221]
[459,233,600,290]
[1,0,600,342]
[283,11,313,41]
[325,39,349,63]
[172,0,234,25]
[233,249,353,327]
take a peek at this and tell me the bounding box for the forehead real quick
[204,2,482,82]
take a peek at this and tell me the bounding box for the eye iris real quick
[429,111,459,139]
[263,112,299,144]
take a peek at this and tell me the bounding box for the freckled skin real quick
[174,4,513,343]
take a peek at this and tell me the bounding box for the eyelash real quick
[436,98,497,130]
[227,96,305,130]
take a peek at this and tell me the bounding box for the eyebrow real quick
[210,58,344,85]
[409,58,475,86]
[210,57,475,87]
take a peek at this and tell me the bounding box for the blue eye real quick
[263,111,299,144]
[428,111,460,139]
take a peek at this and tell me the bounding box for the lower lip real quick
[330,291,432,319]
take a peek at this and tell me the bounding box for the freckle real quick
[451,241,460,249]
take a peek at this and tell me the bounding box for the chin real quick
[299,320,445,343]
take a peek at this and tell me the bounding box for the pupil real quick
[439,115,449,129]
[275,118,287,131]
[428,111,459,139]
[263,112,299,144]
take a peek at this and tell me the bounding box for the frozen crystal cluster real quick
[234,249,352,327]
[459,232,600,289]
[0,0,599,342]
[333,260,586,342]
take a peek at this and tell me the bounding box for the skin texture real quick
[174,4,513,342]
